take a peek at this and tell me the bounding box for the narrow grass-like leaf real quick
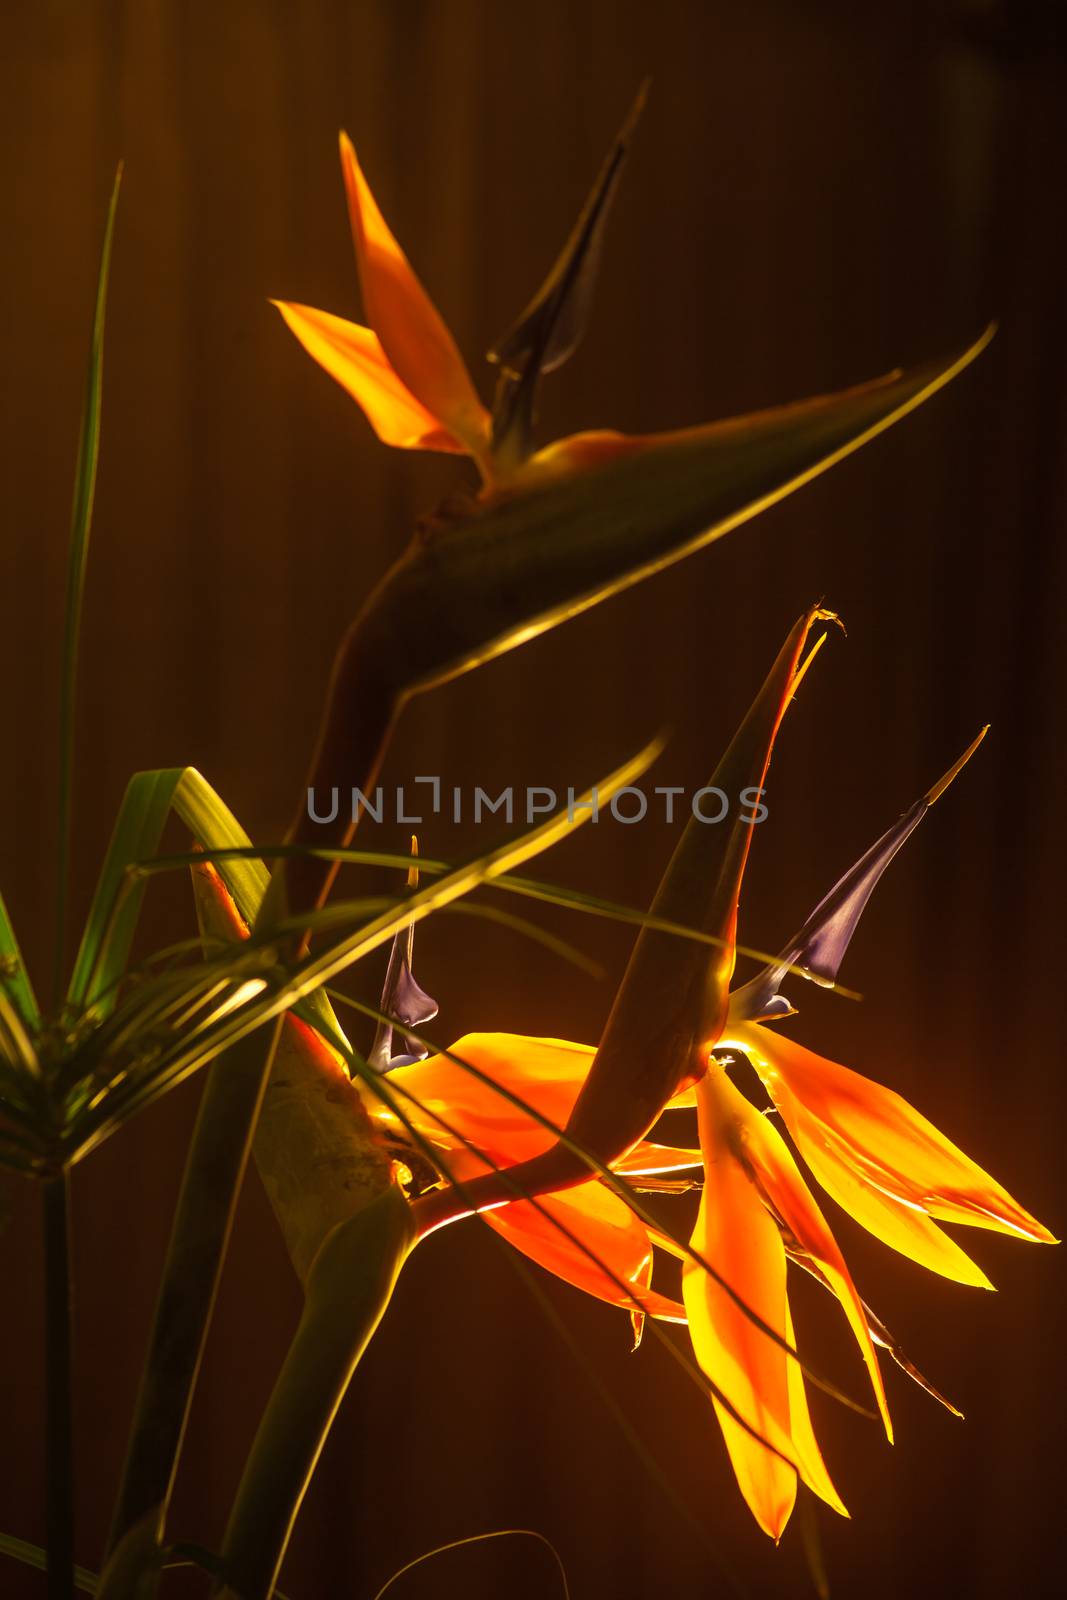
[0,985,40,1081]
[0,1531,98,1594]
[85,740,664,1149]
[373,1530,572,1600]
[66,769,184,1016]
[133,846,853,998]
[1,891,40,1029]
[54,165,122,1003]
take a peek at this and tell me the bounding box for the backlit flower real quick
[375,650,1053,1541]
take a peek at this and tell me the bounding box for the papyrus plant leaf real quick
[55,164,122,999]
[1,891,40,1030]
[66,768,186,1017]
[370,1530,571,1600]
[119,739,663,1111]
[0,1530,98,1595]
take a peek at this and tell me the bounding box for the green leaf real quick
[133,843,855,995]
[55,165,123,1002]
[171,769,348,1050]
[100,738,664,1120]
[352,331,993,700]
[0,1529,98,1593]
[171,769,270,924]
[66,768,185,1016]
[373,1530,571,1600]
[0,890,40,1029]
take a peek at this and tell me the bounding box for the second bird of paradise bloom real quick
[359,618,1055,1544]
[272,94,655,488]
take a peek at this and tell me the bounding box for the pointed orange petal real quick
[338,132,490,463]
[378,1032,596,1168]
[683,1071,799,1539]
[613,1140,703,1176]
[783,1300,849,1519]
[732,1086,892,1440]
[485,1179,685,1320]
[738,1024,1056,1247]
[272,301,466,453]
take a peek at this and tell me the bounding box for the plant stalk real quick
[43,1171,75,1600]
[107,642,398,1577]
[105,1020,284,1553]
[216,1188,415,1600]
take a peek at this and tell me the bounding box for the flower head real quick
[372,628,1054,1542]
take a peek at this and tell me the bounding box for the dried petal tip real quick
[925,724,989,804]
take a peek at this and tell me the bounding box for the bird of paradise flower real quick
[353,617,1055,1543]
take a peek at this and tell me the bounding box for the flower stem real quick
[216,1188,414,1600]
[43,1171,75,1600]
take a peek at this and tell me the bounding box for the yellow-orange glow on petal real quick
[484,1178,686,1321]
[782,1300,848,1521]
[683,1070,846,1539]
[374,1033,595,1169]
[338,132,490,465]
[731,1024,1056,1280]
[614,1141,703,1176]
[683,1083,795,1540]
[732,1085,892,1440]
[272,301,466,453]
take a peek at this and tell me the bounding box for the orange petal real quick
[684,1069,856,1536]
[783,1300,848,1520]
[613,1141,703,1176]
[733,1024,1056,1278]
[376,1034,595,1168]
[272,301,466,453]
[484,1178,685,1321]
[339,132,490,463]
[731,1083,892,1440]
[683,1072,798,1539]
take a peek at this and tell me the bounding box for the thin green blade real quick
[54,165,123,1002]
[0,1530,98,1594]
[66,768,184,1015]
[0,890,39,1030]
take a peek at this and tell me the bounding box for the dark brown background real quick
[1,1,1065,1596]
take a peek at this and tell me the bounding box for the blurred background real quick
[1,1,1065,1595]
